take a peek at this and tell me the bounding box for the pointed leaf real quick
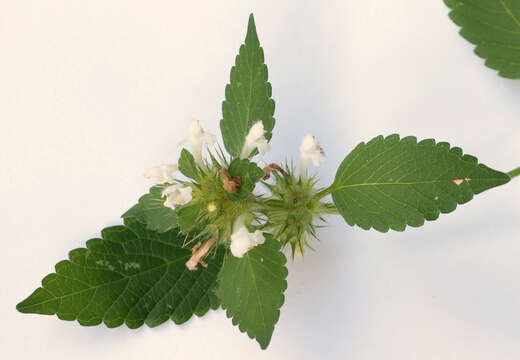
[121,203,143,220]
[331,134,510,232]
[220,14,275,157]
[179,148,200,181]
[17,218,224,327]
[177,203,200,233]
[445,0,520,78]
[122,185,177,232]
[226,158,265,201]
[218,234,288,349]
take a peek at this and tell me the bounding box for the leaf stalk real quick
[508,167,520,179]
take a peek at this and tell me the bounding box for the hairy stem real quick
[315,185,336,199]
[508,167,520,179]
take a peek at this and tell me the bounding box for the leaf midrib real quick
[332,177,505,192]
[499,0,520,29]
[18,252,190,309]
[245,40,254,148]
[246,251,268,341]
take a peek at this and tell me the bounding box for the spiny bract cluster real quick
[144,119,333,266]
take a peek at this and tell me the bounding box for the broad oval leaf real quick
[122,185,177,233]
[218,234,288,349]
[445,0,520,78]
[220,14,275,157]
[332,134,510,232]
[17,218,224,328]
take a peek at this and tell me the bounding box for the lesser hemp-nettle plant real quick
[17,13,520,349]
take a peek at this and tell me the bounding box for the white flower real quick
[250,230,265,246]
[144,164,179,183]
[189,119,216,164]
[229,215,265,258]
[240,121,271,158]
[161,184,192,209]
[299,133,325,174]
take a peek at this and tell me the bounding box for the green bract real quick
[262,166,337,257]
[122,184,177,232]
[17,13,518,350]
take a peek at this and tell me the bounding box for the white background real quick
[2,1,520,359]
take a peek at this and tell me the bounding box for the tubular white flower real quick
[250,229,265,246]
[230,227,253,258]
[189,119,216,164]
[161,184,192,210]
[299,133,325,175]
[240,121,271,158]
[144,164,179,184]
[229,215,265,258]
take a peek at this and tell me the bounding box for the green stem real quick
[508,167,520,179]
[316,185,337,199]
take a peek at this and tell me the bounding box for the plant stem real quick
[316,185,336,199]
[508,167,520,179]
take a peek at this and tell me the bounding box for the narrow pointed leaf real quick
[179,148,200,181]
[332,134,510,232]
[17,218,224,328]
[218,234,288,349]
[122,185,177,232]
[220,14,275,157]
[445,0,520,78]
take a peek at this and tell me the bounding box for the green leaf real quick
[177,203,200,233]
[445,0,520,78]
[218,234,288,349]
[331,134,510,232]
[121,203,143,219]
[17,218,224,327]
[226,158,265,201]
[122,185,177,232]
[220,13,275,157]
[179,148,200,181]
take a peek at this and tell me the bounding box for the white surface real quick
[2,1,520,359]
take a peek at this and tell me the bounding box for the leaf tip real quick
[246,13,259,44]
[15,299,26,313]
[257,338,271,350]
[16,287,57,315]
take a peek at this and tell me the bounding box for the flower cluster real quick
[144,119,334,268]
